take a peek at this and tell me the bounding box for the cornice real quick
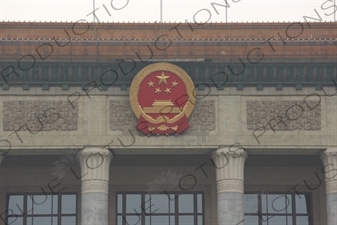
[0,21,336,29]
[0,61,336,91]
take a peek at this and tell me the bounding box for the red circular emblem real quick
[129,63,196,135]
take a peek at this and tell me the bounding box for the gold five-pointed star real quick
[148,80,154,87]
[155,88,162,94]
[164,88,171,94]
[172,81,178,87]
[156,71,170,85]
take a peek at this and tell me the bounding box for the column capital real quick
[320,148,337,194]
[211,147,248,194]
[78,147,113,194]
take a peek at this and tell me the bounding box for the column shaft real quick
[321,148,337,225]
[78,148,113,225]
[212,148,247,225]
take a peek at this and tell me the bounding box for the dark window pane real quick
[145,216,150,225]
[178,194,193,213]
[27,217,33,225]
[170,215,175,225]
[53,195,58,214]
[117,195,123,214]
[244,216,259,225]
[263,215,293,225]
[126,194,141,213]
[36,217,57,225]
[295,195,308,214]
[29,195,52,214]
[117,216,123,225]
[197,215,203,225]
[244,194,259,214]
[61,195,76,214]
[61,216,76,225]
[151,194,168,213]
[8,196,24,215]
[268,194,291,214]
[30,217,52,225]
[124,216,141,225]
[261,215,277,225]
[170,195,175,213]
[152,216,169,225]
[197,194,202,213]
[179,215,194,225]
[52,217,58,225]
[261,194,267,213]
[296,216,309,225]
[145,194,151,214]
[244,215,258,225]
[8,217,23,225]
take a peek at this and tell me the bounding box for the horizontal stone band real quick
[82,181,109,194]
[217,180,244,194]
[326,181,337,194]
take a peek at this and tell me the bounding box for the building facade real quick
[0,21,336,225]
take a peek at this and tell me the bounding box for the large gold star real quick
[172,81,178,87]
[155,88,162,94]
[148,80,154,87]
[156,71,170,85]
[164,88,171,94]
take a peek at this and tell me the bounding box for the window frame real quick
[115,191,205,225]
[244,191,313,225]
[6,192,78,225]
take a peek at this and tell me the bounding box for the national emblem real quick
[129,62,196,135]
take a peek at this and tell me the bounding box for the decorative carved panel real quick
[109,100,137,131]
[189,100,216,131]
[109,100,216,132]
[3,101,78,131]
[246,100,321,131]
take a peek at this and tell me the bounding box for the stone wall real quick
[0,86,336,151]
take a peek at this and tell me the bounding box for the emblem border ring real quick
[129,62,196,124]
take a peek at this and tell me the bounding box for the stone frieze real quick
[189,100,216,131]
[109,100,216,132]
[3,101,78,131]
[109,100,137,131]
[246,100,321,131]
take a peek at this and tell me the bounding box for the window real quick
[244,192,312,225]
[6,193,77,225]
[116,192,204,225]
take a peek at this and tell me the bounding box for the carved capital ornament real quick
[212,148,248,193]
[320,148,337,194]
[78,148,113,194]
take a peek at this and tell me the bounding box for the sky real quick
[0,0,336,23]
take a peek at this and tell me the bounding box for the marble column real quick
[211,147,247,225]
[320,148,337,225]
[78,147,113,225]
